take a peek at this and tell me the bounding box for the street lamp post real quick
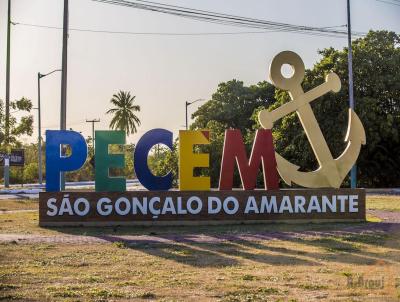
[37,69,61,185]
[185,99,205,130]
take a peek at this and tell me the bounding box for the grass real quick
[1,237,399,301]
[0,199,38,211]
[367,195,400,211]
[222,287,284,302]
[297,283,328,290]
[0,195,399,301]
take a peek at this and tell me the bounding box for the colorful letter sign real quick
[134,128,173,191]
[95,131,126,192]
[179,130,210,191]
[40,51,367,226]
[219,129,279,190]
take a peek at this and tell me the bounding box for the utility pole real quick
[86,119,100,151]
[5,0,11,145]
[60,0,69,130]
[347,0,357,189]
[60,0,69,190]
[4,0,12,188]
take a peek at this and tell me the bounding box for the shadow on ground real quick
[48,221,400,268]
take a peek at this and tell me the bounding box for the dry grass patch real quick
[0,199,38,211]
[367,195,400,211]
[0,211,43,235]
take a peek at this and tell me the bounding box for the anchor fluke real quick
[337,109,366,180]
[276,109,366,188]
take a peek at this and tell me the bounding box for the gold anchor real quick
[258,51,366,188]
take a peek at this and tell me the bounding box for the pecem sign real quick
[39,190,365,226]
[39,51,366,226]
[45,128,278,192]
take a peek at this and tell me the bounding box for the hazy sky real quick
[0,0,399,145]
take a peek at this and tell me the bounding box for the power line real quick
[33,119,88,129]
[12,22,357,38]
[375,0,400,6]
[91,0,366,38]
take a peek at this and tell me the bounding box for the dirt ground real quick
[0,195,399,302]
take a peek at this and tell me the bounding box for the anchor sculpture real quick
[258,51,366,188]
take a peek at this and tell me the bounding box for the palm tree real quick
[106,90,141,135]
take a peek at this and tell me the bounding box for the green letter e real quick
[95,131,126,192]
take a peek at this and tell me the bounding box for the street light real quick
[37,69,61,185]
[185,99,205,130]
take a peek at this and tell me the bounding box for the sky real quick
[0,0,399,145]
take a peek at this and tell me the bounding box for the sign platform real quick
[39,189,365,226]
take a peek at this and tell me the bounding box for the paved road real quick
[0,184,398,200]
[0,179,141,199]
[0,179,139,189]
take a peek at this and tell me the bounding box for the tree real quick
[0,97,33,148]
[256,30,400,187]
[191,80,276,133]
[106,90,141,136]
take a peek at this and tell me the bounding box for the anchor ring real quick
[269,51,305,91]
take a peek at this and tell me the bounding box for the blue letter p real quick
[46,130,88,192]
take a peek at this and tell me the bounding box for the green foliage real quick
[147,142,179,187]
[23,163,38,183]
[124,143,136,179]
[191,80,276,132]
[107,90,141,136]
[0,143,40,184]
[0,97,33,148]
